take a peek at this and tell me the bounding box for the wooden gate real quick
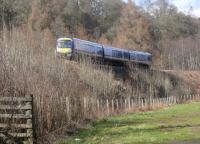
[0,95,34,144]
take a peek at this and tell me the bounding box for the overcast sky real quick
[126,0,200,17]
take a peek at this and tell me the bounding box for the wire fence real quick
[31,93,200,142]
[65,94,200,119]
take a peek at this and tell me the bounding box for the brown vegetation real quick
[163,70,200,94]
[0,0,200,142]
[162,34,200,70]
[0,27,191,141]
[0,27,125,138]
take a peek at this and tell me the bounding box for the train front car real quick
[56,37,73,59]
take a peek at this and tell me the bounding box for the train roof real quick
[104,45,152,56]
[103,45,129,52]
[131,51,152,56]
[57,37,72,41]
[73,38,102,47]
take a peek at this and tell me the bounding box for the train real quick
[56,37,152,67]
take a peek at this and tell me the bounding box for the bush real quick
[0,0,31,29]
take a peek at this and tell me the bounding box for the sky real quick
[126,0,200,17]
[170,0,200,17]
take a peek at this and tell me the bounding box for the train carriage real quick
[73,38,103,58]
[103,45,130,61]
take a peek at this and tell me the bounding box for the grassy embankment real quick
[59,102,200,144]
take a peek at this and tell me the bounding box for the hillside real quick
[2,0,199,68]
[163,71,200,94]
[0,0,200,143]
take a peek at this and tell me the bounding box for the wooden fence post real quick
[116,99,119,110]
[172,96,175,104]
[152,98,154,108]
[29,94,34,144]
[141,99,143,108]
[125,99,127,110]
[66,97,70,121]
[171,96,173,104]
[97,99,100,113]
[169,96,171,105]
[111,99,114,113]
[131,99,134,109]
[106,99,109,115]
[128,97,131,110]
[83,97,87,116]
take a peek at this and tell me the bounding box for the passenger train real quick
[56,37,152,67]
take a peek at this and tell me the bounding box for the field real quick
[59,102,200,144]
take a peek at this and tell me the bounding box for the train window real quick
[57,40,72,48]
[123,52,130,59]
[148,55,152,61]
[112,50,123,58]
[84,43,96,53]
[96,49,103,55]
[84,43,103,55]
[137,54,146,61]
[137,55,142,60]
[130,52,137,60]
[94,45,103,55]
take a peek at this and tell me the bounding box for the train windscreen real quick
[57,40,72,48]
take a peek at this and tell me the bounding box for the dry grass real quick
[128,67,191,99]
[162,35,200,70]
[0,27,120,140]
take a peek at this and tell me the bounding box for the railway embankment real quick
[162,70,200,94]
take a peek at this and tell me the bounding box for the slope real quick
[163,70,200,93]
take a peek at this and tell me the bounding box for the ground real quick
[58,102,200,144]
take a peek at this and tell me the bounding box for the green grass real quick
[58,103,200,144]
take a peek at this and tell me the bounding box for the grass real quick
[58,102,200,144]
